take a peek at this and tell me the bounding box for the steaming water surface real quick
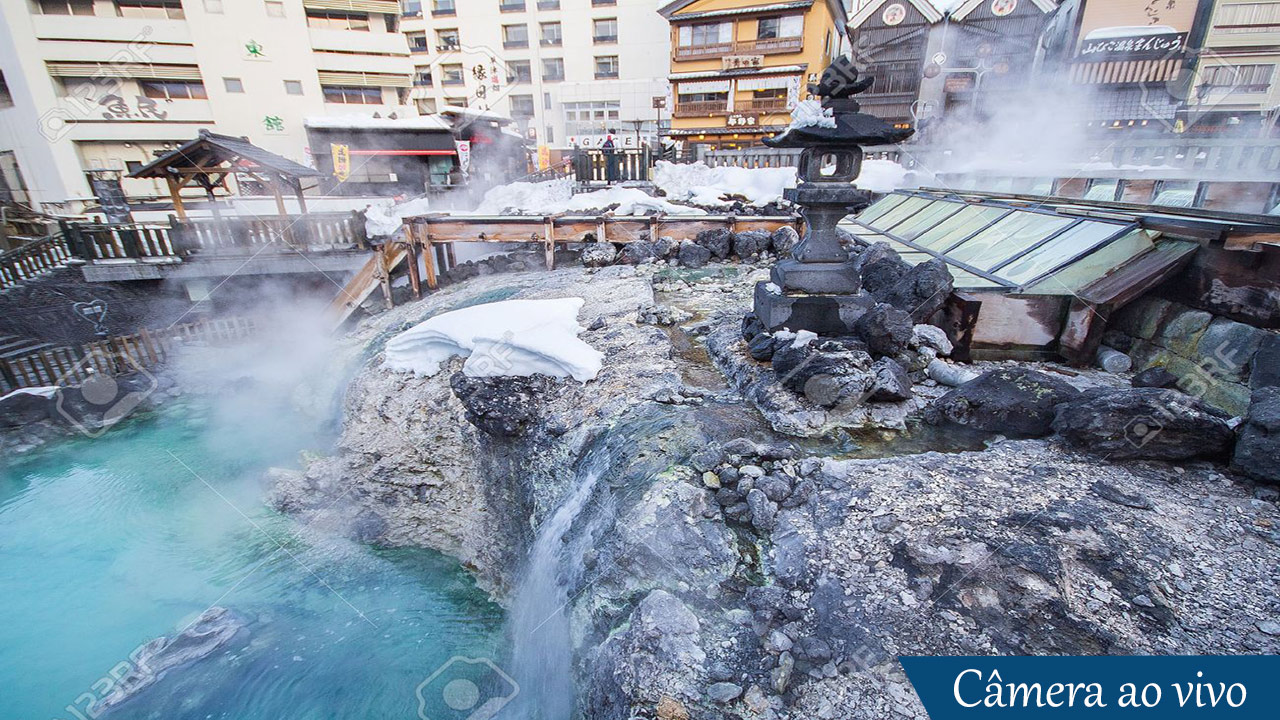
[0,399,502,719]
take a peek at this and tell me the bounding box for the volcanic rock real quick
[928,367,1081,437]
[771,226,800,257]
[449,373,557,437]
[1052,387,1235,461]
[694,229,732,260]
[853,303,913,357]
[732,230,771,260]
[582,243,619,268]
[678,241,712,269]
[1232,387,1280,484]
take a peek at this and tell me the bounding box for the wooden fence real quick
[0,233,73,290]
[64,212,368,262]
[0,316,257,393]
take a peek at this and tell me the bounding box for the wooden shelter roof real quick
[130,130,322,180]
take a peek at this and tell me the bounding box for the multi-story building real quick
[1187,0,1280,136]
[661,0,849,152]
[0,0,414,210]
[399,0,672,149]
[846,0,1059,134]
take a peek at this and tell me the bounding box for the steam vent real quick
[753,58,915,336]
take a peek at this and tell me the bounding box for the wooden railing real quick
[0,234,73,290]
[0,316,257,393]
[737,97,789,113]
[674,41,734,61]
[674,37,803,61]
[674,101,730,118]
[64,212,368,262]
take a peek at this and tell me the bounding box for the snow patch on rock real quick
[654,161,797,207]
[384,298,604,382]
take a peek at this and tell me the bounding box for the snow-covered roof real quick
[439,105,513,125]
[849,0,943,27]
[949,0,1057,21]
[304,114,453,131]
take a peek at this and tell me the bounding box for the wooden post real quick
[444,243,456,267]
[166,176,188,221]
[270,174,296,247]
[405,230,422,300]
[292,178,309,216]
[422,224,438,290]
[378,245,394,310]
[543,218,555,270]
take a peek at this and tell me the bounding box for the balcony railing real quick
[736,36,804,55]
[675,37,804,61]
[674,101,729,117]
[737,97,789,113]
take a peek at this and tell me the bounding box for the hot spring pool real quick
[0,399,503,719]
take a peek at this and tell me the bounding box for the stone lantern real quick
[752,57,914,335]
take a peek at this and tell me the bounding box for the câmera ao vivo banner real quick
[900,656,1280,718]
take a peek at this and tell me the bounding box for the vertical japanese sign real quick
[331,143,351,182]
[455,140,472,173]
[537,145,551,171]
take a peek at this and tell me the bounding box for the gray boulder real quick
[854,303,913,357]
[748,332,783,362]
[678,241,712,268]
[582,242,618,267]
[733,230,771,260]
[869,358,913,402]
[707,682,743,704]
[1251,334,1280,390]
[1234,387,1280,485]
[876,259,954,323]
[742,312,765,342]
[1052,387,1235,461]
[771,226,800,257]
[619,241,658,265]
[653,235,679,259]
[852,242,909,296]
[695,228,733,260]
[929,368,1081,437]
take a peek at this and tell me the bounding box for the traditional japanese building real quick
[660,0,849,152]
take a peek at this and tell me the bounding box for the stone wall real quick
[1105,295,1279,416]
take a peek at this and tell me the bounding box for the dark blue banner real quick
[900,656,1280,718]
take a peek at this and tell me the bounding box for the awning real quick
[317,71,412,88]
[46,62,202,80]
[677,80,732,93]
[738,76,797,91]
[302,0,399,12]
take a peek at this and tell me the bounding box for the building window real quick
[204,0,224,13]
[503,24,529,48]
[432,0,455,15]
[416,97,438,114]
[408,32,428,52]
[564,100,620,135]
[593,18,617,43]
[322,85,382,104]
[401,0,421,15]
[538,0,560,9]
[139,80,207,99]
[1213,2,1280,33]
[415,69,433,86]
[591,0,615,6]
[437,28,460,50]
[543,58,565,82]
[265,1,285,17]
[507,60,532,84]
[115,1,185,19]
[0,71,12,108]
[594,55,619,79]
[284,80,303,95]
[37,0,95,14]
[757,15,803,39]
[499,0,525,11]
[1201,64,1276,93]
[678,22,732,47]
[441,64,465,85]
[445,96,468,107]
[223,77,244,93]
[541,21,562,46]
[510,94,535,117]
[306,10,370,31]
[543,92,552,109]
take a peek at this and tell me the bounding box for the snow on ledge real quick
[383,298,603,382]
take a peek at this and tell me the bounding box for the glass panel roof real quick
[997,221,1123,285]
[885,200,964,240]
[947,213,1074,270]
[846,191,1146,293]
[912,205,1009,251]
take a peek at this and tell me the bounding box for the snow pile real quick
[788,99,836,130]
[857,159,910,194]
[364,197,433,239]
[383,298,603,382]
[469,178,705,216]
[0,386,58,403]
[654,161,796,207]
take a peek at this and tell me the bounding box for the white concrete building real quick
[0,0,415,210]
[399,0,671,149]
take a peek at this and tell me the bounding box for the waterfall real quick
[502,457,608,720]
